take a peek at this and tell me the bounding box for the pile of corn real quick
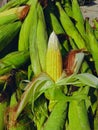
[0,0,98,130]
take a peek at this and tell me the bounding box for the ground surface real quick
[0,0,7,7]
[80,0,98,25]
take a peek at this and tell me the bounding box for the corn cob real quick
[18,0,38,51]
[46,31,63,82]
[93,19,98,40]
[85,19,98,75]
[72,0,86,39]
[56,2,86,50]
[44,6,69,53]
[36,3,48,72]
[68,100,90,130]
[0,0,29,12]
[29,4,42,76]
[64,0,73,17]
[0,21,21,52]
[44,3,65,35]
[48,8,69,52]
[1,51,29,66]
[0,51,29,76]
[43,101,67,130]
[0,5,30,26]
[49,12,65,34]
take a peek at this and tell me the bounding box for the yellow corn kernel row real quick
[46,31,63,82]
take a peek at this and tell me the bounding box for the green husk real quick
[0,0,28,12]
[43,101,67,130]
[64,0,72,17]
[72,0,85,39]
[68,99,90,130]
[56,2,86,49]
[0,5,29,26]
[0,51,29,76]
[18,0,38,51]
[36,3,48,72]
[85,19,98,74]
[29,3,42,76]
[0,21,21,52]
